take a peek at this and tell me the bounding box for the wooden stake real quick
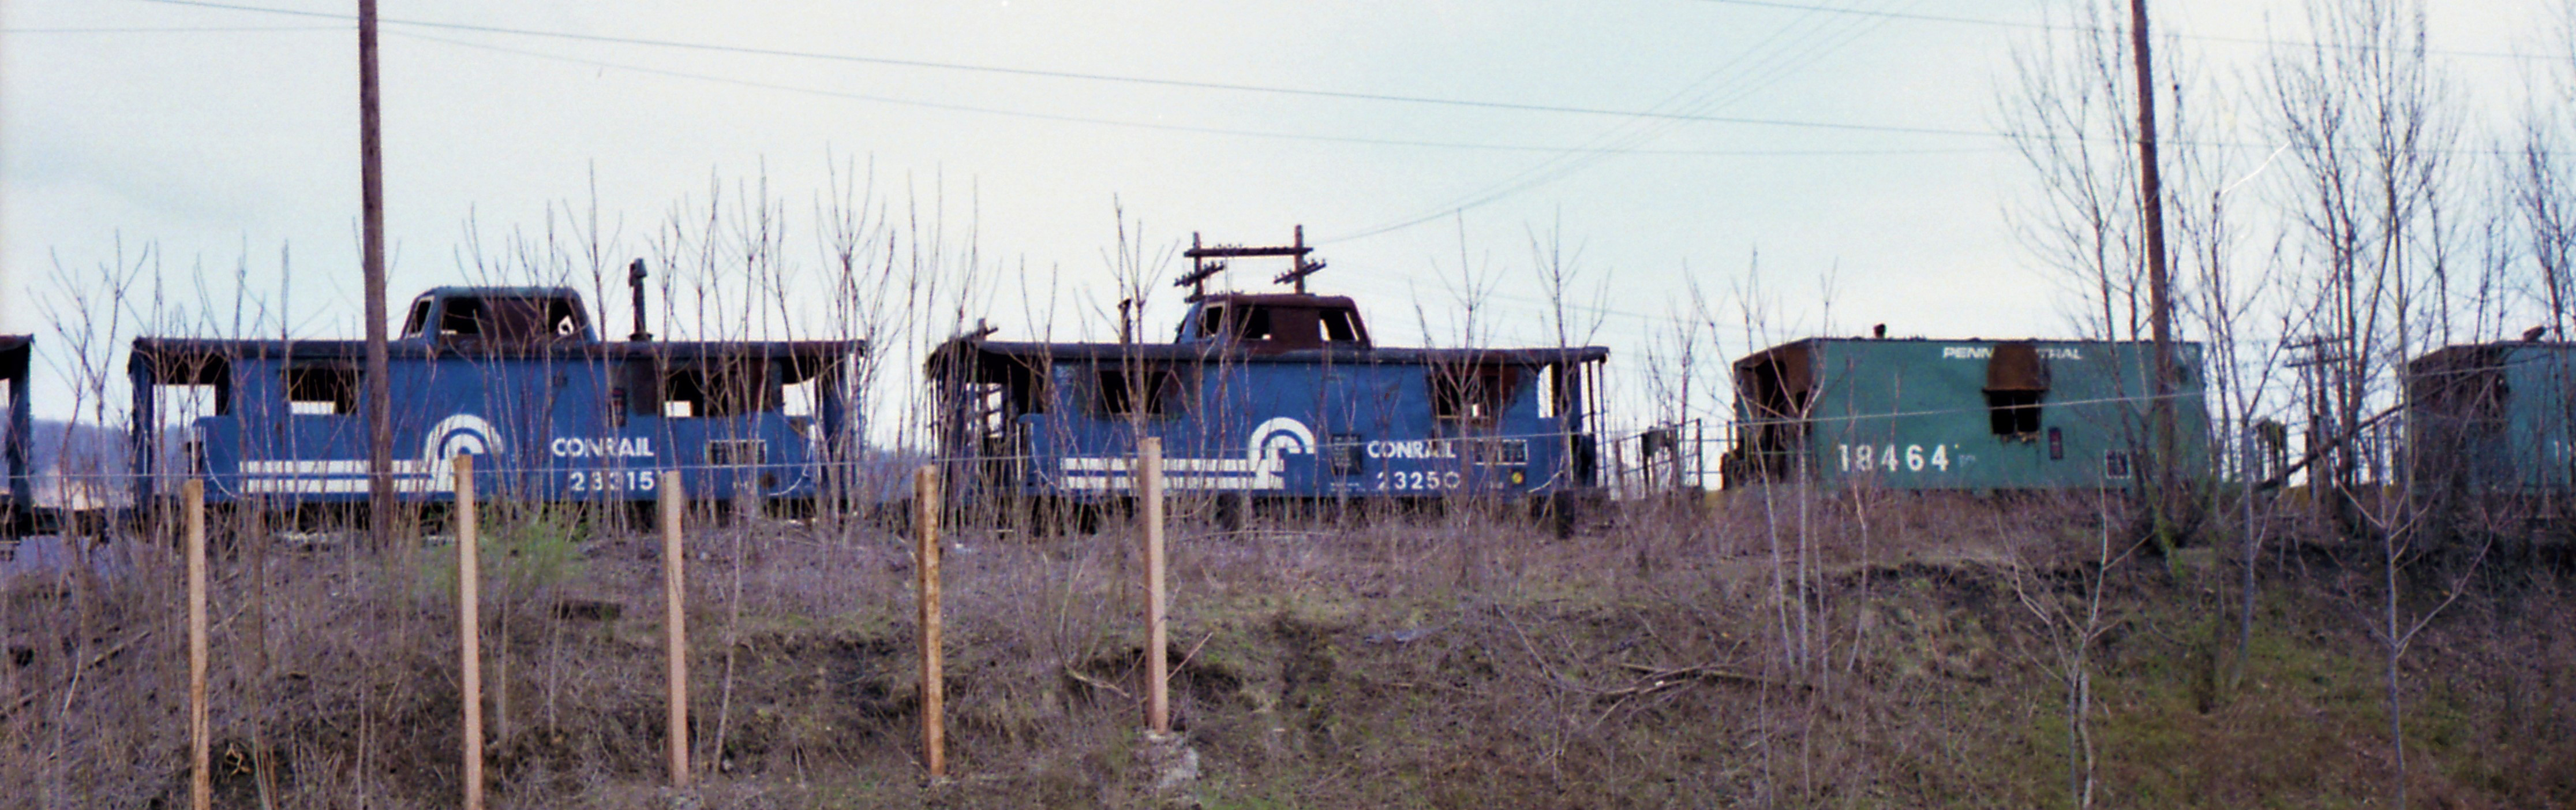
[185,478,209,810]
[914,465,945,777]
[455,455,483,810]
[1140,437,1169,734]
[660,471,691,788]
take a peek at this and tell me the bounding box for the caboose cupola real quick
[1176,293,1372,352]
[398,286,596,347]
[1170,226,1371,353]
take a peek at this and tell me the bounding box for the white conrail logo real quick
[1060,417,1316,491]
[240,413,503,495]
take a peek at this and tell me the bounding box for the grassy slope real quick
[3,498,2571,808]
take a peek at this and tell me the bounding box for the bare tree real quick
[2001,0,2145,345]
[2266,1,2473,803]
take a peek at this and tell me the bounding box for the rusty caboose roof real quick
[926,337,1605,379]
[128,337,863,384]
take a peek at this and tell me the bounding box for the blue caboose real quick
[126,284,862,509]
[926,230,1608,524]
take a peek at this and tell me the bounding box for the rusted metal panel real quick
[1984,341,2050,391]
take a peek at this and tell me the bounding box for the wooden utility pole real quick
[913,466,946,777]
[358,0,395,547]
[2129,0,2181,535]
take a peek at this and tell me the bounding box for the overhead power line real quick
[398,30,1999,159]
[1330,0,1924,242]
[1683,0,2562,62]
[133,0,1994,137]
[0,24,344,33]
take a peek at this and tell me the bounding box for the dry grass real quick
[3,491,2572,809]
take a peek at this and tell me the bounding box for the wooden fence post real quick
[915,465,945,778]
[455,454,484,810]
[1140,437,1169,734]
[185,477,209,810]
[660,470,691,788]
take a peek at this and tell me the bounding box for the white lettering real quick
[549,436,657,458]
[1946,345,2084,360]
[1364,439,1460,460]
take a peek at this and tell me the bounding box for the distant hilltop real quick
[13,419,133,507]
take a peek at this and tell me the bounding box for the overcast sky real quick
[1,0,2556,425]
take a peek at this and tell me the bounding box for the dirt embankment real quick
[5,501,2573,808]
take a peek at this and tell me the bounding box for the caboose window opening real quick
[1983,342,2049,439]
[145,356,234,419]
[284,365,361,415]
[544,297,586,337]
[662,359,778,419]
[1987,391,2045,436]
[1729,344,1812,483]
[1197,305,1227,340]
[1013,365,1050,414]
[400,297,433,338]
[146,367,229,484]
[440,297,483,337]
[1537,364,1560,419]
[1432,364,1520,428]
[153,385,226,427]
[781,377,818,417]
[1321,308,1362,344]
[1095,365,1183,417]
[437,295,587,343]
[1234,307,1276,341]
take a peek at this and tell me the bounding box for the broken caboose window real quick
[662,360,776,418]
[400,297,433,338]
[1432,364,1519,428]
[1983,342,2049,438]
[1095,365,1183,417]
[437,295,587,343]
[1233,307,1277,341]
[284,365,360,416]
[1321,308,1362,343]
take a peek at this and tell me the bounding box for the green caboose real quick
[2405,340,2576,494]
[1727,337,2209,490]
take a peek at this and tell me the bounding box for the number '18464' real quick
[1837,443,1949,473]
